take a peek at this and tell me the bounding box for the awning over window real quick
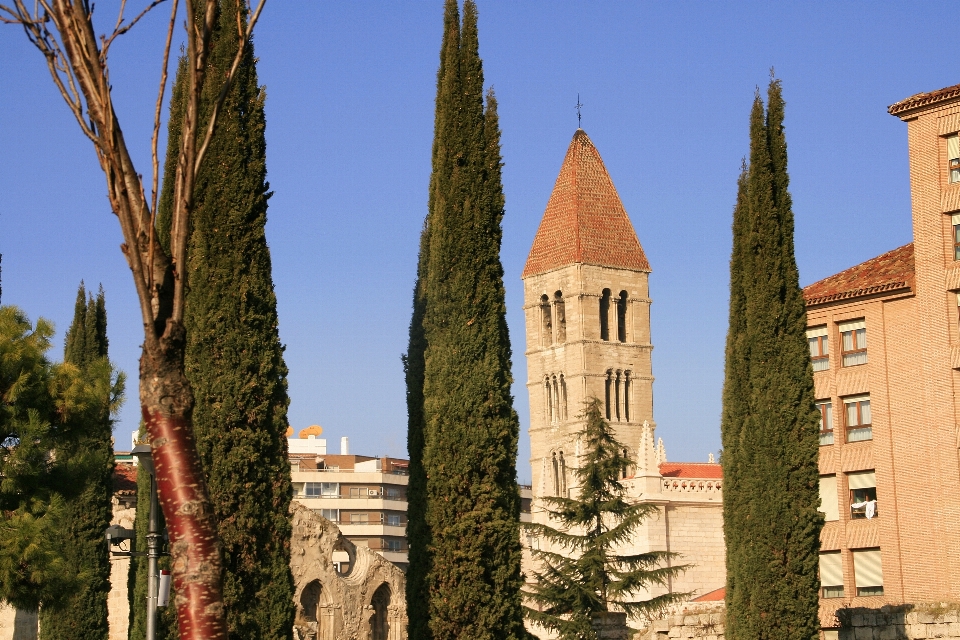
[819,476,838,522]
[819,552,843,587]
[853,549,883,588]
[847,471,876,490]
[806,326,828,339]
[838,319,865,332]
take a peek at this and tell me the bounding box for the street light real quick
[132,444,164,640]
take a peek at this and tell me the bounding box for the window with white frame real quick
[839,319,867,366]
[807,326,829,371]
[948,134,960,183]
[819,551,844,598]
[817,400,834,446]
[319,508,339,522]
[818,475,838,522]
[847,470,878,519]
[853,548,883,596]
[844,394,872,442]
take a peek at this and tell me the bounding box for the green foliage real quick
[153,3,295,637]
[406,2,526,638]
[523,399,687,639]
[720,79,822,640]
[0,306,118,612]
[40,284,123,640]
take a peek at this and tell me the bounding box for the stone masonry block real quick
[905,623,928,639]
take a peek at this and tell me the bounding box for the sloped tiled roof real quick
[658,462,723,479]
[522,129,650,278]
[802,243,914,307]
[113,464,138,495]
[889,83,960,116]
[692,587,725,602]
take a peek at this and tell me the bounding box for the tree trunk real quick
[141,321,226,640]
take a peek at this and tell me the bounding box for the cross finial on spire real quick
[576,94,583,128]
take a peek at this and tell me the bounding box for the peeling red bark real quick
[141,323,227,640]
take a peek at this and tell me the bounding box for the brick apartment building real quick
[806,82,960,629]
[286,432,533,574]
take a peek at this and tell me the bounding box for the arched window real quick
[540,294,553,345]
[624,370,631,422]
[552,376,560,424]
[621,448,629,479]
[604,370,612,420]
[297,580,329,639]
[371,583,392,640]
[614,370,622,421]
[617,290,628,342]
[544,378,552,426]
[551,452,559,496]
[558,451,567,497]
[554,291,566,343]
[600,289,611,341]
[559,374,567,421]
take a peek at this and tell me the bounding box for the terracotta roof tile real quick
[522,129,650,278]
[802,243,914,307]
[113,463,138,495]
[692,587,725,602]
[658,462,723,479]
[889,83,960,116]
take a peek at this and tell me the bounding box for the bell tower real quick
[523,128,654,502]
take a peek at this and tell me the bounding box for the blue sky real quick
[0,2,954,483]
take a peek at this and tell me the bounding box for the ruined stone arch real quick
[296,579,334,640]
[369,582,392,640]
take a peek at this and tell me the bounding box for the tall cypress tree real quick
[405,3,460,638]
[406,2,526,639]
[144,3,296,638]
[720,79,822,640]
[181,3,294,637]
[39,283,120,640]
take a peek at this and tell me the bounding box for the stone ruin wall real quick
[0,502,407,640]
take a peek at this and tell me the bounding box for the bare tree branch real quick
[101,0,165,60]
[148,0,179,291]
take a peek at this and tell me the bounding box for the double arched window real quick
[541,291,567,345]
[551,450,567,497]
[544,374,567,424]
[604,369,631,422]
[600,289,629,342]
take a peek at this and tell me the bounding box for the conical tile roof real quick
[522,129,650,278]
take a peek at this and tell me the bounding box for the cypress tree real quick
[39,284,121,640]
[152,3,295,637]
[720,79,822,640]
[406,2,526,638]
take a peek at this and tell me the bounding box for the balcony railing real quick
[291,466,409,476]
[299,492,407,501]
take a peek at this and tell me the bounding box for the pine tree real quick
[524,399,687,639]
[152,3,295,637]
[720,78,822,640]
[39,284,121,640]
[0,306,117,611]
[406,2,526,638]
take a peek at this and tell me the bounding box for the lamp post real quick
[132,443,163,640]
